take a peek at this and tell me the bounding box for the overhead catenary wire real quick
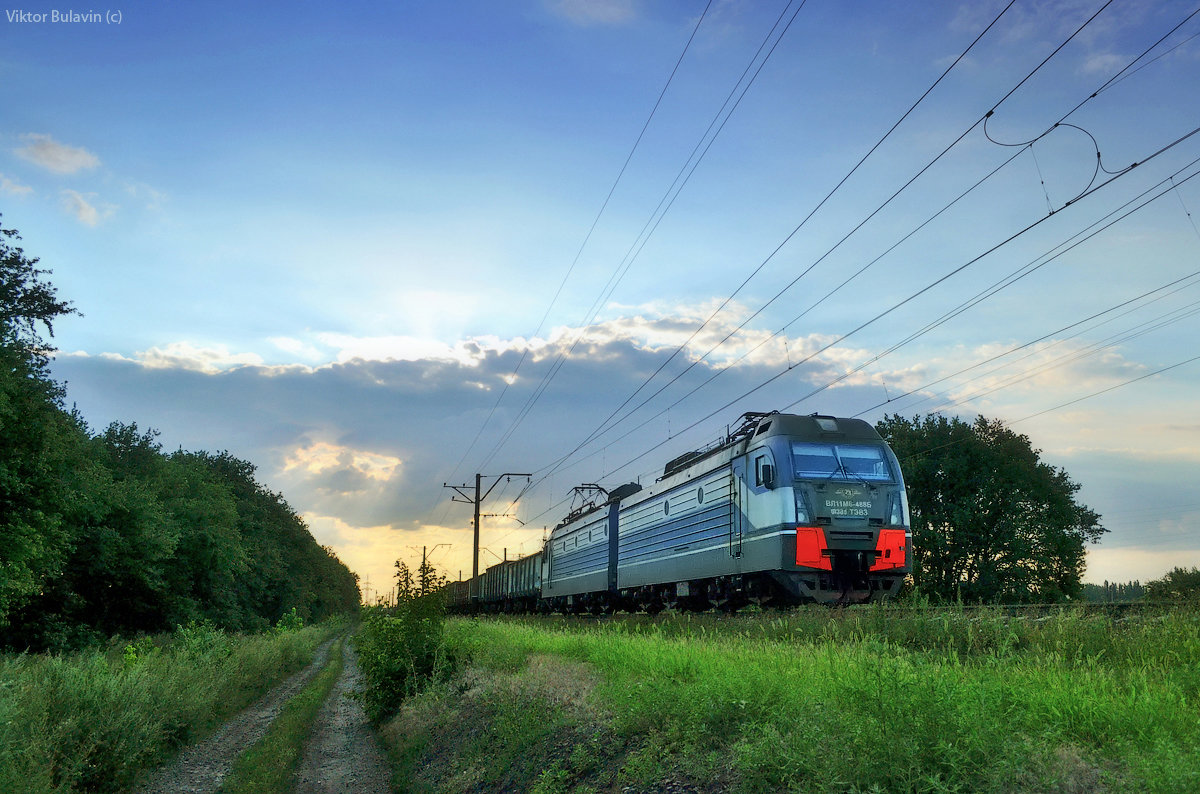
[442,0,717,491]
[762,127,1200,411]
[893,288,1200,421]
[528,0,1020,483]
[806,156,1200,416]
[855,268,1200,420]
[528,0,1153,485]
[1014,353,1200,424]
[527,1,1177,488]
[474,0,810,475]
[523,146,1030,488]
[547,121,1200,492]
[933,302,1200,416]
[534,151,1200,494]
[486,3,1200,537]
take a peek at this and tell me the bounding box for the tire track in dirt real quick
[137,638,337,794]
[293,642,392,793]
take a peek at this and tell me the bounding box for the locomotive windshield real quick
[792,442,893,482]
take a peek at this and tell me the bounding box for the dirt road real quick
[137,636,392,793]
[293,643,392,793]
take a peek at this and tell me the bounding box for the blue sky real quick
[3,0,1199,599]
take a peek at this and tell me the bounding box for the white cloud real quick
[132,341,265,373]
[49,305,1200,603]
[547,0,635,26]
[302,514,482,602]
[60,189,115,226]
[284,440,403,484]
[270,336,326,361]
[317,333,482,365]
[16,133,99,174]
[0,173,33,196]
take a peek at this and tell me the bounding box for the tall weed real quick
[0,621,337,793]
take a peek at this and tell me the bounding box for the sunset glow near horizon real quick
[3,0,1199,599]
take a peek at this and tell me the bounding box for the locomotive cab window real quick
[792,442,892,481]
[754,454,775,488]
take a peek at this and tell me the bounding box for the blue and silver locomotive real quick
[448,411,911,611]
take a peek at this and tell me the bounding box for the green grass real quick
[0,619,343,793]
[383,606,1200,793]
[220,636,345,793]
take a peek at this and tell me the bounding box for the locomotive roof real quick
[552,412,888,531]
[660,412,883,479]
[753,413,883,442]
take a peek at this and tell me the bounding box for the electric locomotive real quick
[448,410,911,611]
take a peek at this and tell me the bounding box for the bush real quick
[353,593,450,723]
[1146,567,1200,603]
[273,607,304,634]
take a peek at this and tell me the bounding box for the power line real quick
[443,0,716,487]
[475,0,808,473]
[529,0,1142,485]
[1013,353,1200,424]
[828,157,1200,417]
[916,298,1200,419]
[539,121,1200,492]
[531,0,1019,482]
[860,269,1200,420]
[474,3,1200,534]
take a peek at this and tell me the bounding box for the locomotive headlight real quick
[795,491,811,524]
[888,489,910,527]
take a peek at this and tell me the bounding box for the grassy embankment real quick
[0,618,344,793]
[380,604,1200,793]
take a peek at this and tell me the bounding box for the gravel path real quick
[293,642,392,793]
[137,638,337,794]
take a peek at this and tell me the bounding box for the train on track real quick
[445,411,911,612]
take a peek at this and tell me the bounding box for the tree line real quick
[1,218,360,651]
[877,413,1106,603]
[1081,580,1146,602]
[879,415,1200,604]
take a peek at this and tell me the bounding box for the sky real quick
[2,0,1199,600]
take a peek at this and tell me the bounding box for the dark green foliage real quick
[0,221,75,354]
[0,219,77,631]
[877,414,1106,603]
[0,218,360,650]
[395,559,415,602]
[1145,567,1200,602]
[354,593,450,723]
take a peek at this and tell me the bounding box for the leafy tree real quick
[417,554,446,597]
[0,219,77,628]
[877,414,1105,603]
[192,450,360,629]
[395,559,415,602]
[1145,567,1200,603]
[0,221,75,358]
[159,450,247,627]
[1,219,362,648]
